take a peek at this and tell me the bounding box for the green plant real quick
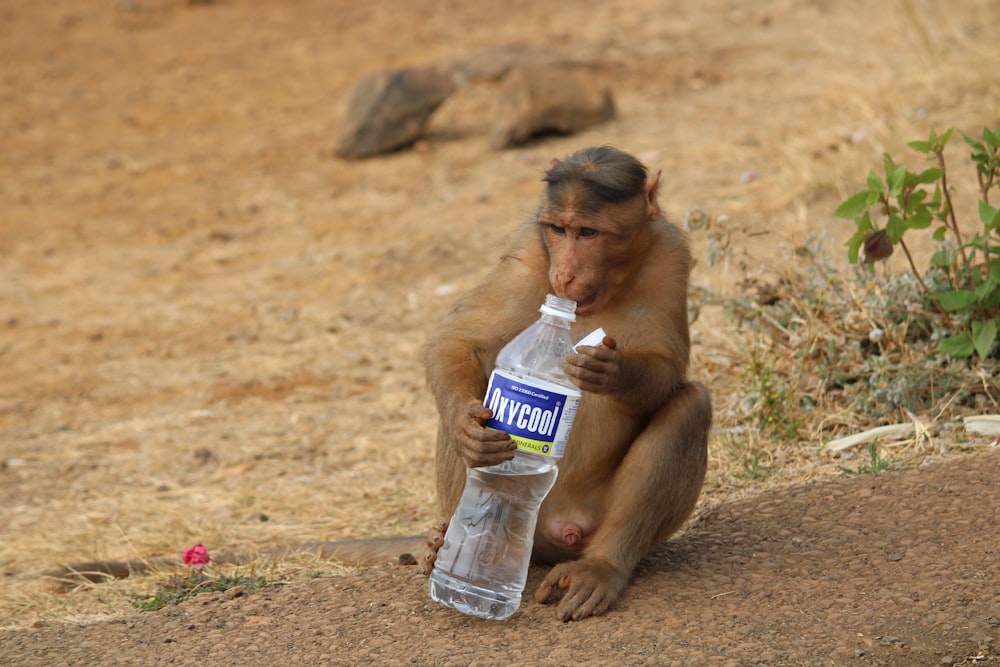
[838,443,892,477]
[741,451,775,481]
[836,126,1000,359]
[741,348,802,440]
[134,570,271,611]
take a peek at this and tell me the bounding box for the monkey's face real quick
[538,196,651,316]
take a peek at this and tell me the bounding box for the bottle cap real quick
[573,327,607,351]
[539,294,577,321]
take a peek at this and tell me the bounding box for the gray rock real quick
[490,65,615,150]
[334,67,456,159]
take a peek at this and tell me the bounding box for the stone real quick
[490,65,615,149]
[334,67,456,159]
[445,46,586,83]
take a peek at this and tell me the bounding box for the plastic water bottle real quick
[429,294,583,620]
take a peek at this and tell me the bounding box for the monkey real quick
[424,145,711,622]
[46,147,709,621]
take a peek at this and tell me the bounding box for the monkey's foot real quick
[535,557,628,621]
[421,519,447,576]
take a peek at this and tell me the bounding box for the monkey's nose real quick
[551,270,575,294]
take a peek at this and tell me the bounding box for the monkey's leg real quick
[425,420,466,576]
[536,382,711,620]
[433,421,469,517]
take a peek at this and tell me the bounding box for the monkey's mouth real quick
[574,290,600,315]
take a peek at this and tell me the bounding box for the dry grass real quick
[694,216,999,474]
[2,0,1000,629]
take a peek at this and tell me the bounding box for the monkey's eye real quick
[548,224,567,236]
[578,227,598,238]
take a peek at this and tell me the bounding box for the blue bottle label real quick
[482,369,580,457]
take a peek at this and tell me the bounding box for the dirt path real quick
[2,450,997,666]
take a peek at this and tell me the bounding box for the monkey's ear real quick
[545,157,561,173]
[644,170,663,221]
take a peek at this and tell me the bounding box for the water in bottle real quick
[429,294,582,620]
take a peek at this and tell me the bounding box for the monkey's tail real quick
[42,535,427,591]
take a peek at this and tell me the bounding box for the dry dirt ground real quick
[2,0,1000,665]
[3,450,999,666]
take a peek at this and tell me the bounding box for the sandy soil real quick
[3,449,999,665]
[1,0,999,664]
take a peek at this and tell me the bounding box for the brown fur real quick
[425,146,711,621]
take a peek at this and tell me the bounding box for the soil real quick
[2,0,999,665]
[2,452,998,666]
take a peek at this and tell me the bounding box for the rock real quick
[224,586,246,599]
[334,67,456,159]
[490,65,615,149]
[445,46,588,83]
[962,414,1000,436]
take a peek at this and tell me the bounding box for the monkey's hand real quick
[534,556,628,621]
[421,519,448,576]
[564,335,621,395]
[448,400,517,468]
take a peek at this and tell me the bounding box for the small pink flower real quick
[182,544,211,571]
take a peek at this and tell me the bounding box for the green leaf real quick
[932,225,948,242]
[930,248,951,268]
[984,127,1000,149]
[886,214,905,242]
[915,167,943,184]
[908,139,932,153]
[980,200,1000,230]
[866,169,885,193]
[846,226,867,264]
[967,233,989,251]
[858,209,873,233]
[939,127,955,147]
[970,145,989,164]
[934,289,977,311]
[930,184,943,211]
[845,211,874,264]
[835,190,873,219]
[905,189,928,213]
[972,318,998,360]
[984,264,1000,308]
[937,332,975,358]
[907,207,933,230]
[972,261,1000,298]
[887,164,908,198]
[974,275,996,300]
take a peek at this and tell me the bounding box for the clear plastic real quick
[495,294,578,387]
[429,294,581,620]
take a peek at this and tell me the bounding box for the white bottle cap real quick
[539,294,577,321]
[573,328,606,351]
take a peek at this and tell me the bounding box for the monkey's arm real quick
[565,339,685,414]
[426,325,515,468]
[424,244,548,467]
